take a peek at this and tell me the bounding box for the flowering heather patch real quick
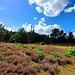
[41,56,72,75]
[42,45,64,54]
[0,43,75,75]
[22,48,40,62]
[55,56,72,65]
[0,61,16,75]
[7,55,31,65]
[42,56,72,65]
[41,56,56,64]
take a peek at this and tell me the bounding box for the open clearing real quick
[0,43,75,75]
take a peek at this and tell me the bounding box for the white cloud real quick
[64,4,75,13]
[34,23,60,35]
[22,23,32,32]
[0,22,4,26]
[28,0,69,17]
[34,17,37,20]
[36,6,43,13]
[0,22,20,32]
[5,27,14,31]
[73,32,75,37]
[28,0,36,5]
[0,7,3,10]
[5,25,20,32]
[41,17,45,22]
[22,18,61,35]
[74,28,75,31]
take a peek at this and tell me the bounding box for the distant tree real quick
[37,34,44,43]
[16,28,29,43]
[50,29,67,43]
[59,30,64,37]
[68,32,74,39]
[28,29,37,43]
[43,35,50,44]
[4,29,11,42]
[50,28,60,38]
[67,32,74,43]
[50,28,60,43]
[0,23,6,42]
[58,30,67,43]
[9,32,18,43]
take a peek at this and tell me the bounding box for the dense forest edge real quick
[0,23,75,44]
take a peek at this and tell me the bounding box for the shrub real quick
[48,64,58,75]
[7,55,31,65]
[15,64,23,74]
[0,61,16,75]
[25,49,34,56]
[15,43,23,49]
[45,52,59,58]
[24,49,39,62]
[55,56,72,65]
[28,61,35,66]
[34,47,44,61]
[30,54,39,62]
[1,56,8,62]
[62,47,75,57]
[30,64,42,74]
[41,56,55,64]
[43,62,58,75]
[43,62,50,71]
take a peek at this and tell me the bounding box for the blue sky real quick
[0,0,75,35]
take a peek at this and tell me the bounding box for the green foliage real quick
[45,51,59,58]
[0,23,6,42]
[17,28,29,43]
[40,42,45,45]
[15,43,23,49]
[30,44,36,46]
[4,29,11,42]
[28,61,35,66]
[9,32,18,43]
[0,23,75,44]
[50,28,60,38]
[62,48,75,57]
[24,44,32,50]
[1,57,8,62]
[34,47,44,61]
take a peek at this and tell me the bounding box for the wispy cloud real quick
[64,4,75,13]
[34,17,37,20]
[41,17,45,22]
[22,23,32,32]
[74,28,75,31]
[5,25,20,32]
[28,0,68,17]
[0,7,3,10]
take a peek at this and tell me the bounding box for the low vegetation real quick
[0,43,75,75]
[62,47,75,57]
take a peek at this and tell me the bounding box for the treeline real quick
[0,23,75,44]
